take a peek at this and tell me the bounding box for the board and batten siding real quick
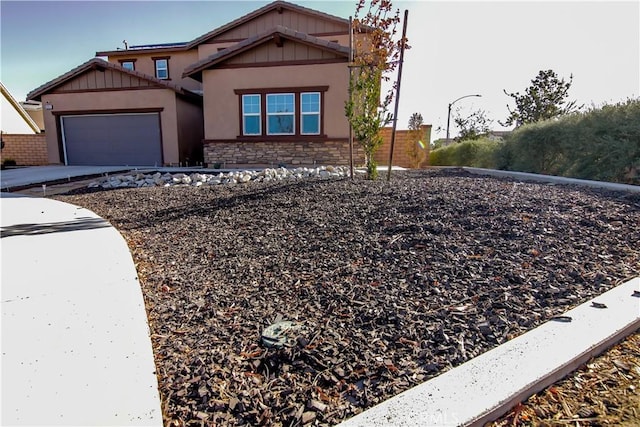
[224,42,344,66]
[204,9,347,43]
[52,69,158,92]
[105,51,201,92]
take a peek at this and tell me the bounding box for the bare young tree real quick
[345,0,407,179]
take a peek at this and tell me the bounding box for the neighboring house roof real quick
[1,81,41,134]
[26,58,201,102]
[96,0,350,57]
[20,101,45,132]
[183,25,350,81]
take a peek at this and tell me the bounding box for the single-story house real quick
[2,82,41,135]
[26,0,367,167]
[1,82,48,166]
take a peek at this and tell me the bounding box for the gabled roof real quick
[183,25,349,81]
[1,82,41,133]
[96,0,350,57]
[187,0,349,47]
[26,58,201,102]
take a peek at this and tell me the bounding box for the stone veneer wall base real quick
[204,140,365,167]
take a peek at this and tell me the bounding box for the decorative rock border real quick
[88,166,351,190]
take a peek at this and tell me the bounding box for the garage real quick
[61,113,162,166]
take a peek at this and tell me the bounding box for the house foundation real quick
[203,140,365,167]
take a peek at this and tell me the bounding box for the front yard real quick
[56,169,640,426]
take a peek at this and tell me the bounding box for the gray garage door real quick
[61,113,162,166]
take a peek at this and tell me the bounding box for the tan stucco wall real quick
[197,42,240,60]
[106,50,202,91]
[24,107,45,131]
[41,89,181,165]
[317,34,350,46]
[202,62,349,140]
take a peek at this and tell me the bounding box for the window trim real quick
[300,92,321,135]
[152,56,170,80]
[118,59,136,71]
[266,93,295,136]
[242,94,261,136]
[234,86,328,139]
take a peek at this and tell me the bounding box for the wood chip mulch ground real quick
[488,331,639,427]
[55,169,640,427]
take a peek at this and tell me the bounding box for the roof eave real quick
[185,0,349,49]
[183,28,349,80]
[27,58,197,101]
[96,45,189,57]
[1,82,41,133]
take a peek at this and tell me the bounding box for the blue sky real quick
[1,1,638,140]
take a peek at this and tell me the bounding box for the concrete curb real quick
[462,167,640,193]
[1,196,162,426]
[338,277,640,427]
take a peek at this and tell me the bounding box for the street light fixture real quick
[446,94,482,142]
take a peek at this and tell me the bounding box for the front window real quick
[235,86,327,138]
[154,58,169,79]
[242,95,261,135]
[300,92,320,135]
[266,93,295,135]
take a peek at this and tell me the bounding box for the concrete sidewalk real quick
[1,193,162,425]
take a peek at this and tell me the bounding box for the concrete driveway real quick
[1,165,136,191]
[1,193,162,425]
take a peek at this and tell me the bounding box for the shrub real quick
[429,138,502,168]
[499,98,640,184]
[2,158,17,168]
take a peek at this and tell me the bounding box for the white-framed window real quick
[235,87,327,137]
[154,58,169,79]
[266,93,295,135]
[120,61,135,71]
[300,92,320,135]
[242,94,261,135]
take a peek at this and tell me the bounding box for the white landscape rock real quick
[87,166,350,190]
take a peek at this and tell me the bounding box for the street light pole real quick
[446,94,482,142]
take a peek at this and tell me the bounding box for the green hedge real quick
[432,99,640,185]
[500,99,640,184]
[429,137,502,168]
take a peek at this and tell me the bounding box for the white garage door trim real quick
[60,112,163,166]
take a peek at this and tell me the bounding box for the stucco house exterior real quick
[27,58,204,167]
[26,0,364,167]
